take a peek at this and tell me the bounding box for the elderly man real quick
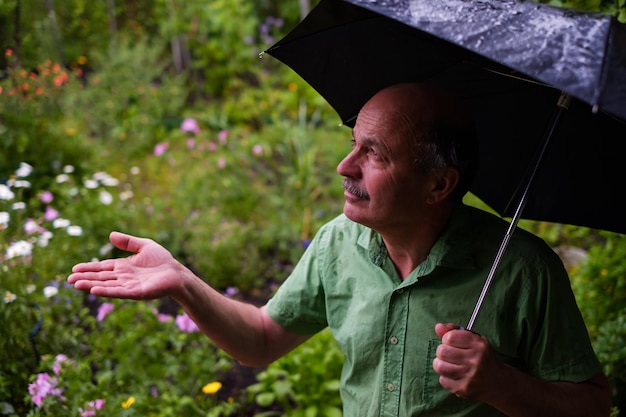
[69,83,611,416]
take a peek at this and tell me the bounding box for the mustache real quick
[342,179,370,200]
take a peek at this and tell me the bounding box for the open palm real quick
[68,231,183,300]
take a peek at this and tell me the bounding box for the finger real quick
[436,343,466,365]
[432,357,465,379]
[71,259,116,274]
[110,231,150,254]
[435,322,460,338]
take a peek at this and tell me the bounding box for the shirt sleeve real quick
[519,245,602,382]
[265,226,330,335]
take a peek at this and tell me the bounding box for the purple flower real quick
[96,303,114,321]
[175,312,200,333]
[28,373,63,407]
[44,206,59,221]
[40,191,54,204]
[217,130,228,144]
[180,117,201,134]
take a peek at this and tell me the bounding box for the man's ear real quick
[426,167,460,204]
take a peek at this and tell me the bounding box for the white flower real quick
[0,184,15,200]
[37,231,53,247]
[0,211,9,227]
[15,162,33,178]
[11,202,26,210]
[6,240,33,259]
[130,166,140,175]
[63,165,75,174]
[67,225,82,236]
[9,180,30,188]
[4,291,17,303]
[99,243,114,256]
[26,284,36,294]
[52,218,70,229]
[23,218,39,234]
[56,174,69,184]
[119,190,134,201]
[84,179,98,189]
[69,187,79,197]
[99,190,113,205]
[43,286,59,298]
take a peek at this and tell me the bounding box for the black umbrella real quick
[264,0,626,329]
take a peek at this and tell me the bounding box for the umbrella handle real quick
[464,92,572,331]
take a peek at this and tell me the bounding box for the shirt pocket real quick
[423,338,474,413]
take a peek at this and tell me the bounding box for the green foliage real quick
[246,329,344,417]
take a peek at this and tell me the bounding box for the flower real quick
[79,399,105,417]
[11,201,25,210]
[121,396,135,409]
[0,184,14,200]
[252,144,263,155]
[40,191,54,204]
[0,211,9,228]
[4,291,16,303]
[52,354,69,375]
[96,302,114,321]
[43,286,59,298]
[180,117,201,134]
[52,218,70,229]
[67,225,83,236]
[16,162,33,178]
[99,190,113,205]
[28,373,64,407]
[44,206,59,221]
[175,312,200,333]
[153,142,169,156]
[6,240,33,259]
[218,129,228,144]
[202,381,223,395]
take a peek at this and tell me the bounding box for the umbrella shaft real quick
[465,92,571,331]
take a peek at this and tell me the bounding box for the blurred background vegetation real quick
[1,0,625,416]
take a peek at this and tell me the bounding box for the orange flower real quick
[5,49,12,56]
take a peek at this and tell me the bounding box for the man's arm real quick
[68,231,310,367]
[433,323,612,417]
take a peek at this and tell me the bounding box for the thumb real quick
[109,231,147,254]
[435,322,460,339]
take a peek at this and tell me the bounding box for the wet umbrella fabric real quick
[265,0,626,235]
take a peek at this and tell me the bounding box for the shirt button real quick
[387,383,396,392]
[389,336,399,345]
[396,288,404,294]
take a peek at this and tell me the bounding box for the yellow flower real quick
[122,396,135,409]
[202,381,223,395]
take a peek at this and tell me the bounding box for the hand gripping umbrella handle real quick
[464,92,572,331]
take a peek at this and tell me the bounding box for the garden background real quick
[1,0,625,416]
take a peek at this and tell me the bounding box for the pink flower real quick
[44,206,59,221]
[252,144,263,155]
[153,142,169,156]
[28,373,63,407]
[181,118,200,134]
[96,303,114,321]
[175,312,200,333]
[186,138,196,149]
[217,129,228,144]
[40,191,54,204]
[152,309,172,323]
[52,354,69,375]
[79,399,105,417]
[217,158,226,169]
[180,117,200,134]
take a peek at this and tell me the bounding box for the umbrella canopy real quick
[265,0,626,235]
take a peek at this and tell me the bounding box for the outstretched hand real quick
[432,323,507,402]
[67,231,184,300]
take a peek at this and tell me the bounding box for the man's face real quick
[336,90,437,232]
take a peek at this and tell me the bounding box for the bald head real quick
[358,83,479,201]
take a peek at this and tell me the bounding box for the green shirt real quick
[266,204,601,417]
